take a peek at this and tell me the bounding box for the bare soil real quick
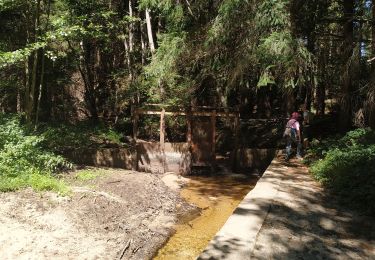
[0,169,197,260]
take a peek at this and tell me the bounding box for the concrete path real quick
[199,157,375,259]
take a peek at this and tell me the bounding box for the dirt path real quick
[0,169,195,260]
[251,158,375,259]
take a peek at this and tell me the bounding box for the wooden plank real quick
[142,104,239,111]
[135,109,237,117]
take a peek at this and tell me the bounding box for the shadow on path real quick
[200,158,375,259]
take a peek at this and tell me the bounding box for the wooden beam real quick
[135,109,238,118]
[142,104,239,111]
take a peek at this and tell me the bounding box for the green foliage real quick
[0,42,47,68]
[309,129,375,215]
[141,32,190,104]
[255,0,290,30]
[40,122,124,151]
[255,0,314,90]
[201,0,315,95]
[0,114,71,194]
[0,0,27,11]
[257,66,275,88]
[139,0,174,13]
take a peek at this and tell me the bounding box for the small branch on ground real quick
[119,239,132,260]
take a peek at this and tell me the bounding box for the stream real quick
[154,174,258,260]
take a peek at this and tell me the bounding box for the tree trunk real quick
[77,40,99,120]
[129,0,134,53]
[140,20,146,65]
[23,5,31,116]
[285,89,295,117]
[24,58,30,115]
[305,33,315,111]
[35,0,51,126]
[315,43,327,116]
[369,1,375,129]
[315,84,325,116]
[35,48,45,128]
[27,0,41,123]
[125,0,134,81]
[145,8,155,53]
[339,0,354,131]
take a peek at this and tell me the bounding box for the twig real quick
[132,246,141,254]
[367,56,375,63]
[106,180,122,184]
[119,239,132,260]
[185,0,194,17]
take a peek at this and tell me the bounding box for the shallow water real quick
[154,174,257,260]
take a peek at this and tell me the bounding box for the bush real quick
[309,128,375,215]
[0,114,71,194]
[39,121,124,152]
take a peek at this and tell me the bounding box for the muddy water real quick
[154,174,258,260]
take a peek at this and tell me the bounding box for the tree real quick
[338,0,355,131]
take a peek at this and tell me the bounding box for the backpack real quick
[283,119,296,138]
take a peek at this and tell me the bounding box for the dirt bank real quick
[0,169,196,260]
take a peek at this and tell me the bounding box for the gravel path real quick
[251,158,375,259]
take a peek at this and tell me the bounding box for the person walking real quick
[283,112,302,161]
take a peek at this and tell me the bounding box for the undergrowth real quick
[39,121,124,152]
[308,128,375,215]
[0,114,71,194]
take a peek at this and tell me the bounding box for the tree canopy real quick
[0,0,374,129]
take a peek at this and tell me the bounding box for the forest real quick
[1,0,375,211]
[1,0,375,259]
[0,0,374,126]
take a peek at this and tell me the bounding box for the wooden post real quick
[132,108,138,141]
[211,110,216,170]
[132,106,139,171]
[232,112,240,172]
[160,108,166,173]
[187,108,192,147]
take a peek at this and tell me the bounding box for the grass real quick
[75,169,106,181]
[0,173,70,195]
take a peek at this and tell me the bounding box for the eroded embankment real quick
[0,169,195,260]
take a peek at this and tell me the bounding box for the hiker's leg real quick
[286,137,292,159]
[297,142,303,158]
